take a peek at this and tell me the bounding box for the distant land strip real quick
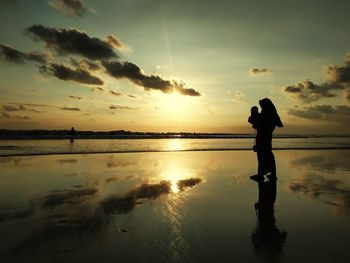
[0,129,349,140]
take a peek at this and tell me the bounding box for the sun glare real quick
[163,167,186,193]
[160,164,198,194]
[158,93,192,115]
[167,138,184,151]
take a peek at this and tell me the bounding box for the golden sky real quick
[0,0,349,134]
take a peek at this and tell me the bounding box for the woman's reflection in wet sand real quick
[251,154,287,262]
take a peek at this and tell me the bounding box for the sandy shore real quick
[0,150,349,262]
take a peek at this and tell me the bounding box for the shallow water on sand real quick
[1,137,350,156]
[0,150,349,263]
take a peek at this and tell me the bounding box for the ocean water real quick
[0,136,350,156]
[0,150,349,263]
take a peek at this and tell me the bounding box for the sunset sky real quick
[0,0,349,133]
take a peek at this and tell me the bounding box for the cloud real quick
[26,25,117,60]
[2,105,20,111]
[90,87,104,92]
[128,94,136,98]
[14,115,30,120]
[0,43,48,64]
[103,61,201,96]
[60,106,80,111]
[39,63,103,85]
[326,65,350,83]
[0,112,10,119]
[249,68,272,75]
[285,53,350,103]
[69,95,82,100]
[110,90,123,96]
[233,90,245,102]
[106,35,130,51]
[284,80,345,103]
[8,102,56,108]
[70,58,101,71]
[48,0,91,17]
[0,112,30,119]
[174,82,201,96]
[325,54,350,83]
[2,104,42,113]
[346,91,350,103]
[287,104,350,122]
[109,105,138,110]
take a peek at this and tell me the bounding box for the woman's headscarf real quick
[259,98,283,129]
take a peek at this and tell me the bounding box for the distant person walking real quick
[69,127,75,143]
[249,98,283,181]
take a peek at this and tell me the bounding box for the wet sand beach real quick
[0,150,349,263]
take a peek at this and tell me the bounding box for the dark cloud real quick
[0,43,48,64]
[128,94,136,98]
[2,105,20,111]
[8,102,56,108]
[39,63,103,85]
[249,68,272,75]
[284,80,344,103]
[26,25,117,60]
[0,112,30,120]
[14,115,30,120]
[326,65,350,83]
[110,90,123,96]
[103,61,201,96]
[287,104,350,122]
[109,105,138,110]
[103,61,172,92]
[60,106,80,111]
[69,95,82,100]
[91,87,104,92]
[20,25,199,96]
[2,104,42,113]
[1,112,10,119]
[325,53,350,83]
[48,0,90,17]
[285,53,350,103]
[106,35,129,50]
[174,82,202,96]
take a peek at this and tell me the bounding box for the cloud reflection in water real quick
[289,152,350,215]
[0,176,202,255]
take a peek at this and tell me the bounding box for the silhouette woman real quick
[251,98,283,181]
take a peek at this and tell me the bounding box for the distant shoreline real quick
[1,129,349,140]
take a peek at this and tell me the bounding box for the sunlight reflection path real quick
[167,139,184,152]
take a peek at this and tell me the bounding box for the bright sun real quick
[158,93,192,115]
